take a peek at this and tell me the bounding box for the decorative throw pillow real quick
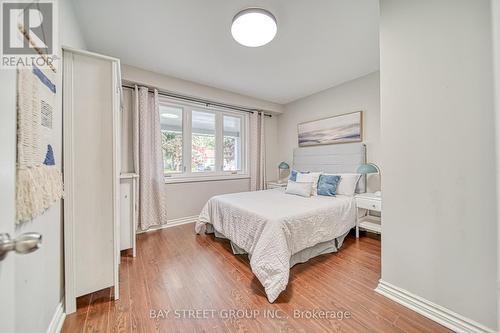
[289,170,309,182]
[297,172,322,196]
[317,175,341,196]
[309,172,322,196]
[296,172,313,183]
[326,173,361,196]
[285,180,312,197]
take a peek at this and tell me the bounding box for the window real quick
[223,115,242,171]
[191,111,216,172]
[160,98,248,182]
[160,105,183,174]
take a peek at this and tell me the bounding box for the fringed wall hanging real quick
[16,66,63,223]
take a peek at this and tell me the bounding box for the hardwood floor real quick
[62,223,450,333]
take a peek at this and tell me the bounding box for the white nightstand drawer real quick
[356,198,382,211]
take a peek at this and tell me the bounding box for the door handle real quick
[0,232,42,261]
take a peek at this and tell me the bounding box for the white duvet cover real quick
[195,188,356,302]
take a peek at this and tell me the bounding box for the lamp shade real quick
[278,162,290,170]
[357,163,380,175]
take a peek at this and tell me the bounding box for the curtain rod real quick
[121,83,272,117]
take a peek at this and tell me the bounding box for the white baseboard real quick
[375,280,495,333]
[46,301,66,333]
[137,215,198,234]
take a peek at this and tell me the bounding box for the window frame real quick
[160,96,249,183]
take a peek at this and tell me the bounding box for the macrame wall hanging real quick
[16,66,63,223]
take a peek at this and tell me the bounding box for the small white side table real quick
[355,193,382,238]
[266,181,287,189]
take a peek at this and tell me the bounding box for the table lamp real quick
[357,163,380,194]
[278,162,290,184]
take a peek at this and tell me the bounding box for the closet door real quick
[63,48,121,314]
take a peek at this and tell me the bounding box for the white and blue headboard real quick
[293,143,367,192]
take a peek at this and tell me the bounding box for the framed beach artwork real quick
[297,111,363,147]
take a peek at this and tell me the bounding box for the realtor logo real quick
[1,0,57,69]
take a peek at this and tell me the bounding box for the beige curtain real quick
[133,86,168,231]
[249,111,266,191]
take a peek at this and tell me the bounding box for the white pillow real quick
[296,172,321,196]
[296,172,313,183]
[285,180,312,197]
[326,173,361,196]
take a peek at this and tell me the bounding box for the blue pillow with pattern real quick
[289,170,309,182]
[317,175,341,196]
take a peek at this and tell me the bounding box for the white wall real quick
[13,1,86,332]
[121,66,281,220]
[279,71,380,191]
[493,1,500,329]
[380,0,497,330]
[60,0,86,49]
[122,64,284,114]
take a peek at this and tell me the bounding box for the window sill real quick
[164,174,250,184]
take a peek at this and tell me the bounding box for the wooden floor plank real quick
[62,224,451,333]
[61,294,92,333]
[107,254,132,333]
[84,288,112,333]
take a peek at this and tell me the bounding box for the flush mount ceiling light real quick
[231,8,277,47]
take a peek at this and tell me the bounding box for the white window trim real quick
[164,174,250,184]
[160,97,249,183]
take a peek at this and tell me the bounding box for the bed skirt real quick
[206,224,350,267]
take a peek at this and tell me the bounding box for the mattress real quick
[195,188,356,302]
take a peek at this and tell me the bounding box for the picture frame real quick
[297,111,363,147]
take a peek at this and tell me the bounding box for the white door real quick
[0,68,17,333]
[0,70,44,332]
[1,69,48,333]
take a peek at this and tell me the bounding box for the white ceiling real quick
[72,0,379,104]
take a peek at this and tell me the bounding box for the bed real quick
[195,143,366,302]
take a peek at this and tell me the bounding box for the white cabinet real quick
[120,173,138,257]
[63,48,122,314]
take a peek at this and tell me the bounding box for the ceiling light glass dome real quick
[231,8,277,47]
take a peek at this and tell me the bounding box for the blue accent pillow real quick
[289,170,309,182]
[317,175,341,196]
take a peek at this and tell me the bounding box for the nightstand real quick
[355,193,382,238]
[266,181,287,189]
